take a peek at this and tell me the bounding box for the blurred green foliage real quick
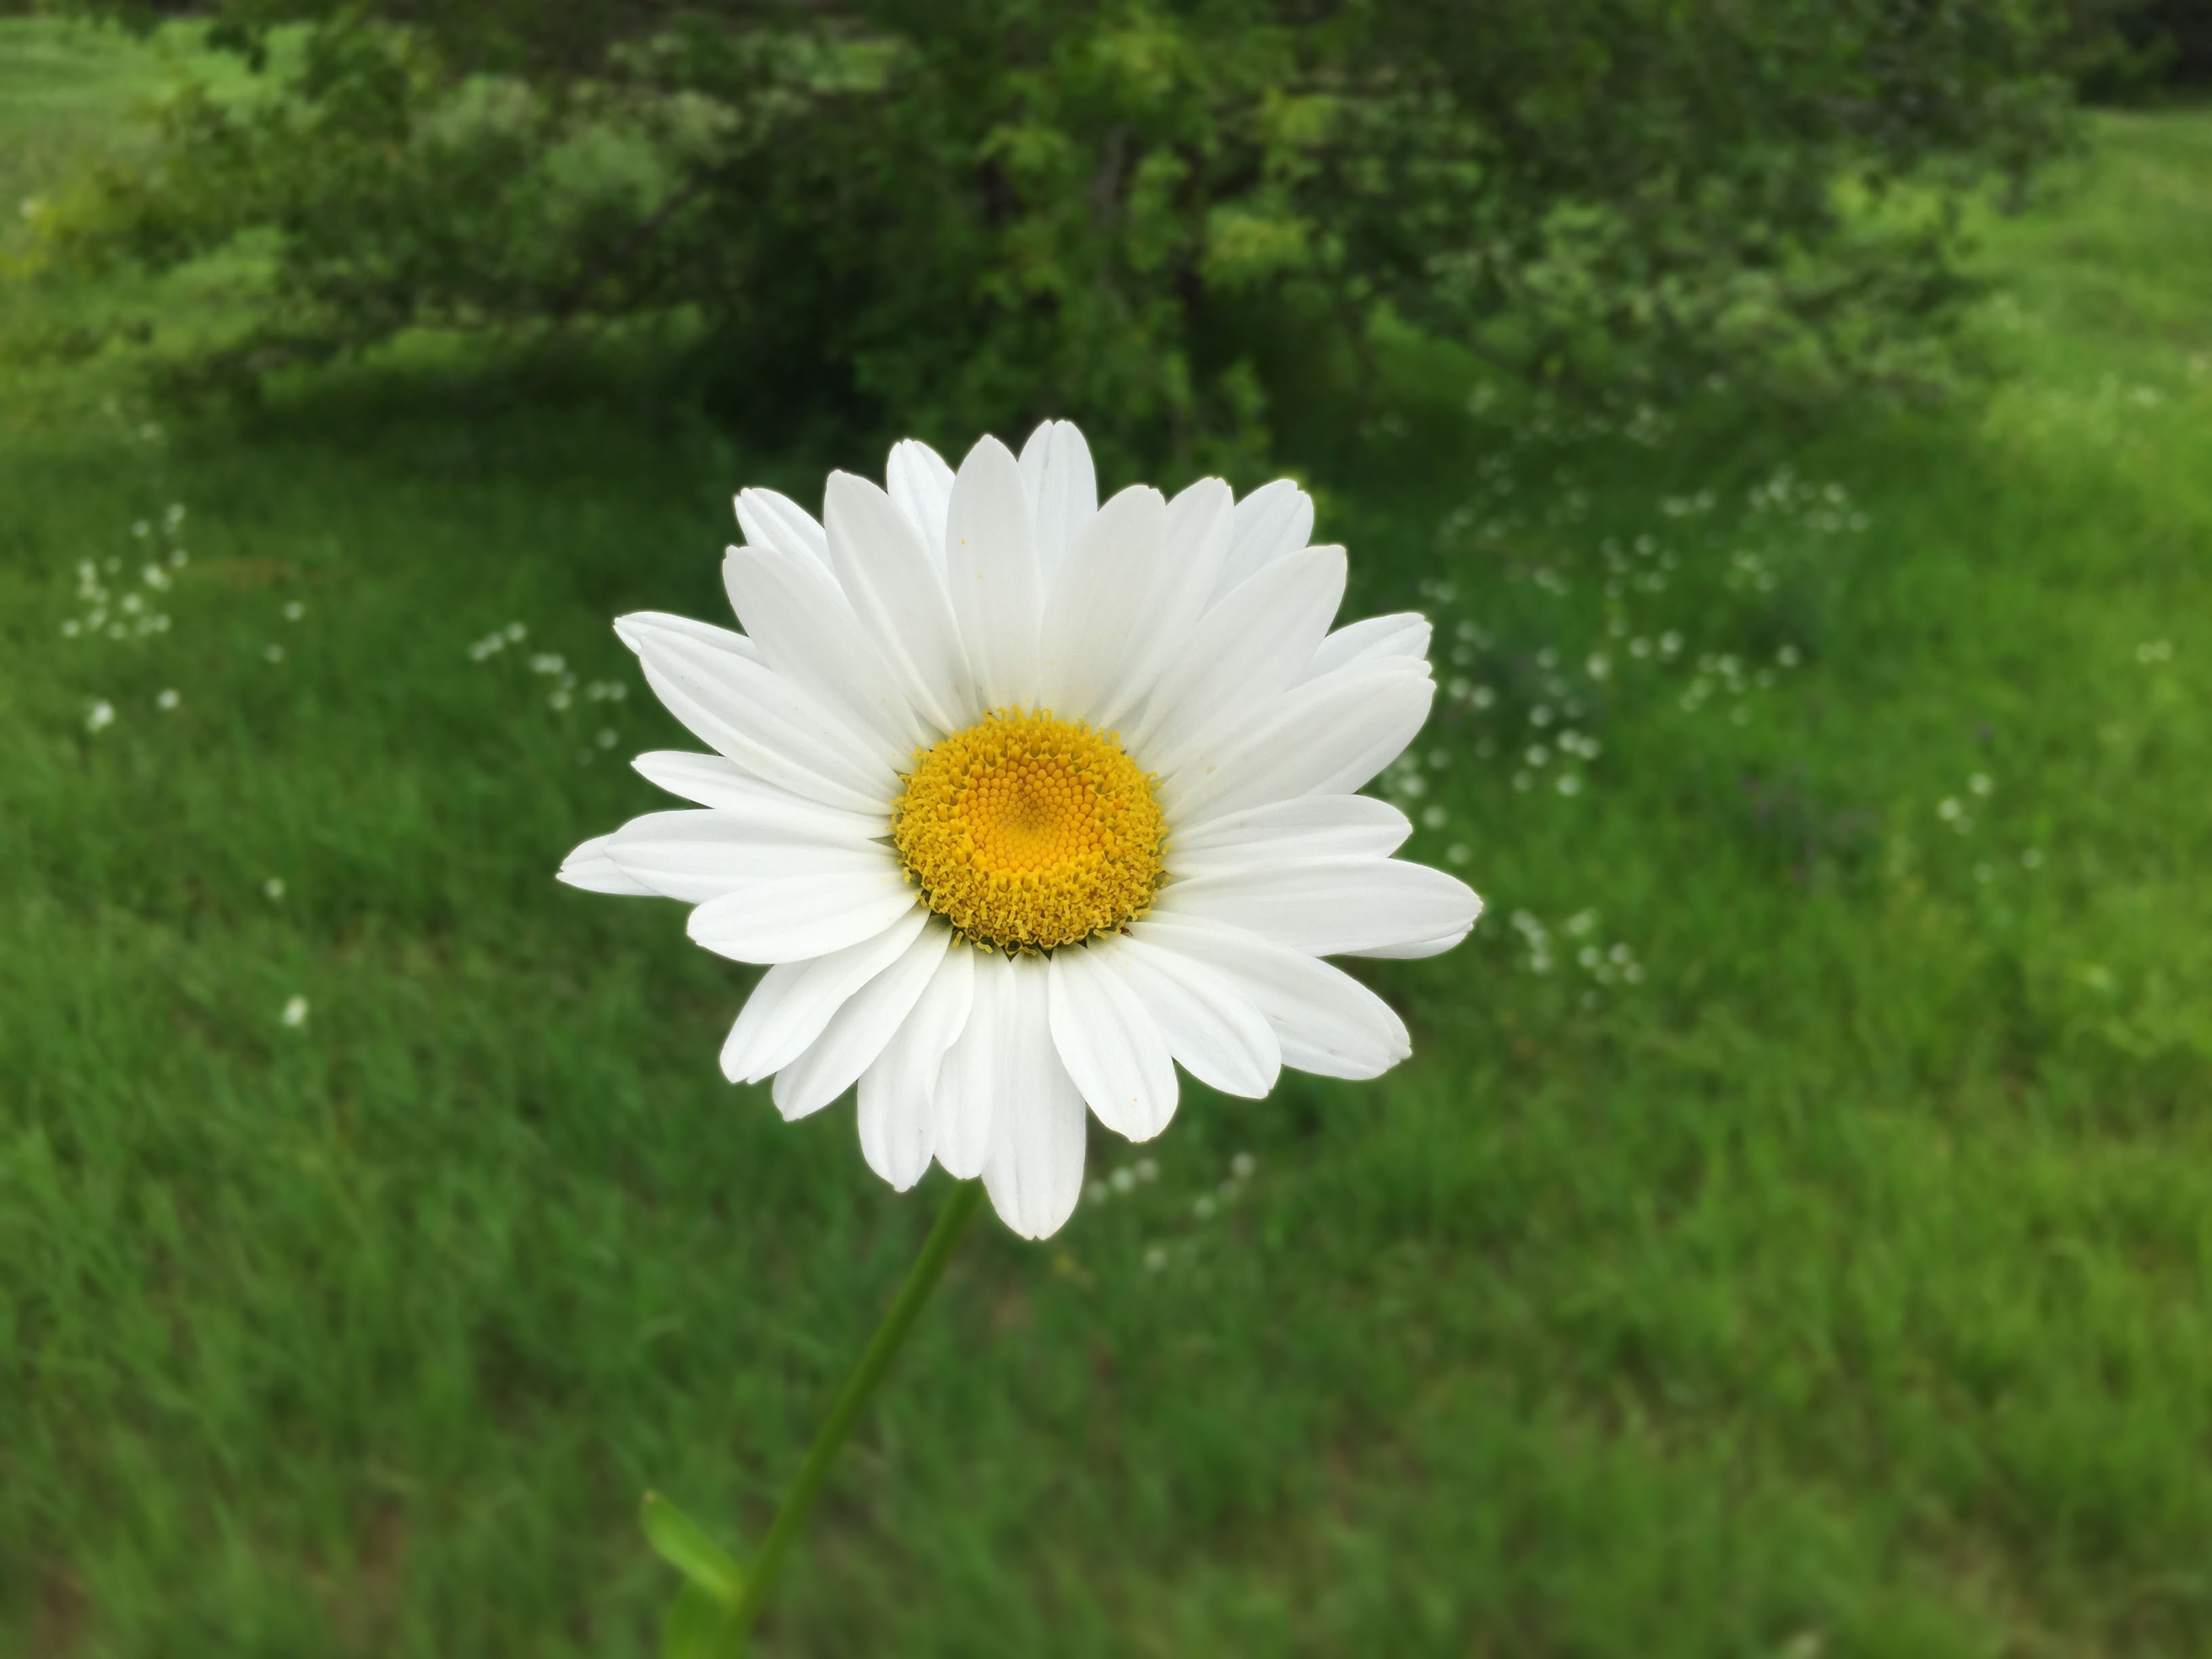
[33,0,2097,468]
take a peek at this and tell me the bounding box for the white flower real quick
[281,995,310,1028]
[559,422,1479,1240]
[85,699,115,734]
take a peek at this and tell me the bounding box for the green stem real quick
[718,1179,986,1651]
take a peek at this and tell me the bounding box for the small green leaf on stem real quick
[640,1491,744,1605]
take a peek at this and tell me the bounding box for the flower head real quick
[560,423,1479,1237]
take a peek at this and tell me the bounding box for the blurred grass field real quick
[4,20,2211,1658]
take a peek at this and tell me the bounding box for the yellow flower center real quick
[891,710,1167,952]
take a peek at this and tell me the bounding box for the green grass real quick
[5,22,2212,1655]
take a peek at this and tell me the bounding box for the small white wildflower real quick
[1936,798,1963,822]
[1525,745,1551,767]
[1660,632,1682,656]
[1231,1152,1256,1180]
[1471,684,1496,709]
[1422,804,1449,830]
[1529,705,1553,727]
[264,877,285,901]
[530,653,566,676]
[1143,1246,1169,1273]
[1512,771,1532,792]
[155,688,180,711]
[1193,1195,1217,1221]
[1777,644,1801,667]
[264,644,285,663]
[1556,773,1582,796]
[281,995,310,1029]
[1110,1167,1136,1195]
[1563,910,1597,937]
[169,548,188,569]
[504,621,527,642]
[61,619,80,638]
[131,520,150,539]
[142,565,170,590]
[85,699,115,734]
[165,503,186,531]
[596,728,619,750]
[1135,1157,1159,1183]
[1446,842,1471,865]
[548,690,572,711]
[1969,773,1992,796]
[1086,1179,1110,1206]
[283,601,305,622]
[1586,653,1610,680]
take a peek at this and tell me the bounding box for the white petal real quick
[1168,794,1412,876]
[1047,942,1177,1141]
[556,832,657,896]
[1346,928,1474,960]
[983,1006,1089,1240]
[886,438,956,575]
[631,751,890,836]
[945,436,1042,710]
[857,944,973,1191]
[1158,659,1433,822]
[771,924,952,1116]
[1302,613,1432,681]
[734,487,830,569]
[930,948,1013,1178]
[603,810,886,903]
[1089,478,1234,732]
[615,611,759,663]
[1128,916,1410,1079]
[1155,856,1481,958]
[823,471,977,735]
[1218,478,1314,597]
[1109,934,1279,1098]
[687,867,918,964]
[1035,484,1168,724]
[1135,544,1347,764]
[623,618,898,816]
[720,909,930,1085]
[722,544,924,756]
[1018,420,1097,590]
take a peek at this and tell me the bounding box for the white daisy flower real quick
[559,422,1480,1239]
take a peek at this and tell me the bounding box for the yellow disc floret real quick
[892,710,1167,951]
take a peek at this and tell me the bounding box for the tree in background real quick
[39,0,2102,468]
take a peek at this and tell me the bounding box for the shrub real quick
[43,0,2093,467]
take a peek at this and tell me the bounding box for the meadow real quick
[3,21,2211,1656]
